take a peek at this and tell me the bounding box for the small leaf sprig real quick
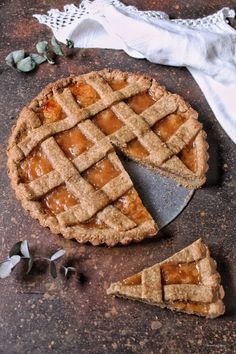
[0,240,68,279]
[5,37,75,73]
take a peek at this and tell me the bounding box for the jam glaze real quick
[83,158,121,190]
[171,301,209,315]
[179,140,197,173]
[39,97,66,124]
[69,82,100,107]
[153,114,187,141]
[160,262,200,285]
[108,80,128,91]
[19,147,53,183]
[124,139,149,159]
[115,188,152,225]
[42,185,79,215]
[55,126,94,160]
[122,274,142,286]
[127,92,155,114]
[93,109,124,135]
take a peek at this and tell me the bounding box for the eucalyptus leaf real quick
[31,54,46,65]
[9,255,21,268]
[5,52,15,68]
[51,36,63,56]
[9,241,22,257]
[0,260,12,279]
[50,249,65,261]
[66,39,74,49]
[63,266,76,277]
[12,50,25,64]
[36,40,48,54]
[27,257,34,274]
[44,52,56,65]
[16,56,36,72]
[20,240,30,258]
[50,261,57,278]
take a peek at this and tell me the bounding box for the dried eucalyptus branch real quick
[6,37,75,73]
[0,240,67,279]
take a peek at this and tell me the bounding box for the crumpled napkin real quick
[34,0,236,143]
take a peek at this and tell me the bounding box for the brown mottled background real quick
[0,1,236,353]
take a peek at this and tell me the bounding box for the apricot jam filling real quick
[69,82,100,107]
[171,302,209,315]
[178,141,197,173]
[121,262,200,287]
[115,188,152,225]
[55,126,94,160]
[160,262,200,285]
[42,185,79,215]
[108,79,128,91]
[124,139,149,159]
[39,97,66,124]
[19,147,53,183]
[126,92,155,114]
[83,158,121,190]
[92,109,124,135]
[122,274,142,286]
[153,114,187,142]
[81,215,106,229]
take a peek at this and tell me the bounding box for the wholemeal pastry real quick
[107,239,225,318]
[7,70,208,245]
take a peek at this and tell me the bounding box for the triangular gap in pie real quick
[107,239,225,318]
[7,69,208,246]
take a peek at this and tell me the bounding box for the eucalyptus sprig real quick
[5,50,46,73]
[0,240,67,279]
[5,37,75,73]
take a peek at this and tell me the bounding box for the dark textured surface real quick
[0,1,236,353]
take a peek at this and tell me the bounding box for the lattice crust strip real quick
[7,69,209,246]
[107,239,225,318]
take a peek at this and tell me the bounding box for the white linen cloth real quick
[34,0,236,143]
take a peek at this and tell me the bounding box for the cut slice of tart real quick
[107,239,225,318]
[7,69,208,246]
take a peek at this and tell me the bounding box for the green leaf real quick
[36,41,48,54]
[44,52,56,65]
[31,54,46,65]
[51,36,63,56]
[27,257,34,274]
[9,241,22,257]
[50,261,57,278]
[9,255,21,268]
[0,256,21,279]
[50,249,65,261]
[63,266,76,277]
[5,52,15,68]
[20,240,30,258]
[16,56,36,72]
[5,50,25,69]
[0,260,12,278]
[66,39,74,49]
[12,50,25,64]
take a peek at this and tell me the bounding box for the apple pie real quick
[107,239,225,318]
[7,69,208,245]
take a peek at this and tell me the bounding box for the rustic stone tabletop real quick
[0,1,235,353]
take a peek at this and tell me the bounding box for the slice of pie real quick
[7,69,208,246]
[107,239,225,318]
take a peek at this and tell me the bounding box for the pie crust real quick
[107,239,225,318]
[7,69,208,246]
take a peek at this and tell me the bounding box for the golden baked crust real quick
[107,239,225,318]
[7,69,208,246]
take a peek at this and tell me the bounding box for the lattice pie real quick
[7,70,208,246]
[107,239,225,318]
